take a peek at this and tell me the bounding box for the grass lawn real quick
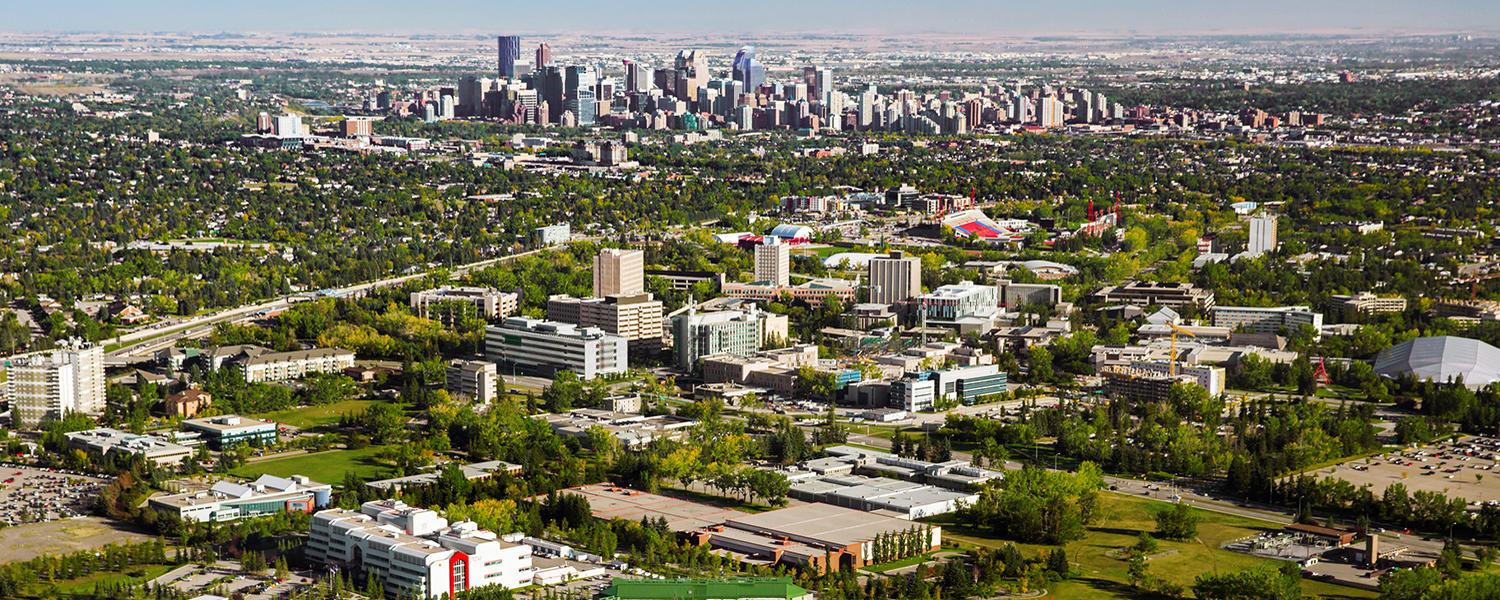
[862,550,943,574]
[927,493,1377,600]
[22,563,177,598]
[231,445,389,485]
[254,399,374,429]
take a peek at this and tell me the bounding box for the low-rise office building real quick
[307,499,532,599]
[532,409,696,448]
[65,428,193,466]
[1093,281,1215,310]
[1331,292,1408,316]
[485,317,627,380]
[181,415,278,449]
[721,279,857,307]
[1209,305,1324,338]
[547,293,664,353]
[149,474,330,522]
[366,461,523,494]
[786,472,978,519]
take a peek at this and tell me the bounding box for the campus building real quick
[445,359,500,403]
[672,307,764,369]
[65,428,194,466]
[410,286,520,320]
[149,474,331,523]
[1100,366,1200,403]
[593,248,645,297]
[307,499,533,599]
[1092,280,1215,310]
[1209,305,1324,338]
[181,415,279,449]
[547,293,664,353]
[720,278,857,307]
[1330,292,1408,316]
[868,251,922,306]
[485,317,627,380]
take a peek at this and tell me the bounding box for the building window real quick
[452,558,468,593]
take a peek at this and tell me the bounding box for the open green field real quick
[21,563,176,598]
[231,445,388,485]
[927,493,1377,600]
[254,399,374,429]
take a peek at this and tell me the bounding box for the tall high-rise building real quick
[869,251,922,306]
[496,36,521,79]
[7,341,105,429]
[537,66,565,123]
[458,76,487,117]
[858,85,877,129]
[624,60,651,93]
[673,50,707,102]
[564,65,597,126]
[593,248,645,298]
[534,43,551,72]
[1037,96,1064,127]
[754,239,790,287]
[732,46,766,93]
[1248,213,1279,255]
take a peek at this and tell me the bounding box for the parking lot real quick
[1319,435,1500,507]
[165,561,314,600]
[0,466,110,525]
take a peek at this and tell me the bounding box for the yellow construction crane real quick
[1168,323,1197,376]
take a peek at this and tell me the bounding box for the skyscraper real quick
[674,50,706,102]
[623,60,650,93]
[565,65,597,126]
[754,239,790,287]
[496,36,521,79]
[1037,96,1064,127]
[870,251,922,306]
[593,248,645,297]
[534,43,551,72]
[733,46,766,92]
[537,66,564,123]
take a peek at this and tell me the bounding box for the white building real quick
[6,341,105,428]
[446,360,499,403]
[1210,305,1324,339]
[411,287,519,320]
[240,348,355,383]
[891,378,936,412]
[485,317,627,380]
[273,114,304,136]
[533,224,570,246]
[671,307,763,370]
[1248,213,1278,255]
[307,500,532,599]
[754,239,791,287]
[149,474,331,523]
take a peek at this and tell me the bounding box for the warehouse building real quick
[786,472,977,519]
[819,445,1003,490]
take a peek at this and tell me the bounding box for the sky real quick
[6,0,1499,34]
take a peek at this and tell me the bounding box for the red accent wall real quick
[449,550,470,597]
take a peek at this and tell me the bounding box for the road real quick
[106,245,562,360]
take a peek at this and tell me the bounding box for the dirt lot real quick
[0,516,156,563]
[1317,435,1500,507]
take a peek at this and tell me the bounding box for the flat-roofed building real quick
[713,502,941,571]
[532,409,697,448]
[593,248,645,298]
[721,278,857,307]
[182,414,278,449]
[548,293,664,353]
[1093,281,1215,310]
[786,473,978,519]
[6,340,105,429]
[995,280,1062,307]
[410,286,520,320]
[445,360,499,403]
[868,251,922,306]
[1101,366,1199,403]
[149,474,331,522]
[366,460,522,494]
[1210,305,1323,338]
[672,308,763,370]
[1331,292,1408,316]
[754,239,791,287]
[65,428,193,466]
[307,499,532,598]
[485,317,627,380]
[533,224,570,246]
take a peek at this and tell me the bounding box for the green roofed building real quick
[601,577,811,600]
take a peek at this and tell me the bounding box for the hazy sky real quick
[7,0,1499,34]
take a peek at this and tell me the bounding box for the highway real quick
[104,246,556,362]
